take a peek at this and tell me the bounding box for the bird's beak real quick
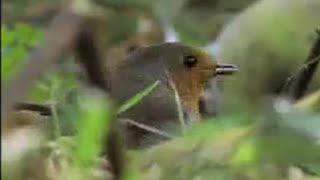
[216,63,239,75]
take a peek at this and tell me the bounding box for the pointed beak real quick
[215,63,239,75]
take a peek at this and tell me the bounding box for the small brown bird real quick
[3,43,237,149]
[106,42,238,148]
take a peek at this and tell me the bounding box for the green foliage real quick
[257,111,320,170]
[175,23,209,46]
[73,93,113,170]
[174,14,210,46]
[1,23,80,140]
[1,23,43,81]
[2,23,78,104]
[216,0,320,108]
[94,0,150,9]
[231,138,257,166]
[108,14,139,45]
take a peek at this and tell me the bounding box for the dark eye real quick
[126,44,139,53]
[183,55,198,68]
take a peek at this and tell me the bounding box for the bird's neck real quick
[169,74,203,123]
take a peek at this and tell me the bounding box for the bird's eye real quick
[183,55,198,68]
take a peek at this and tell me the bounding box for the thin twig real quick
[164,69,187,134]
[50,103,61,138]
[122,119,174,139]
[13,102,52,116]
[281,55,320,94]
[104,121,124,180]
[281,30,320,101]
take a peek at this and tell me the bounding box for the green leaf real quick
[117,80,160,114]
[1,46,28,81]
[27,82,52,103]
[1,25,16,47]
[231,138,257,166]
[74,93,113,169]
[1,23,43,81]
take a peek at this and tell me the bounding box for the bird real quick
[3,43,238,149]
[106,42,238,148]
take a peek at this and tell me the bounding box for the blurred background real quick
[2,0,320,180]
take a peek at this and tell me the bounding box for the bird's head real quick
[116,42,239,122]
[134,42,239,121]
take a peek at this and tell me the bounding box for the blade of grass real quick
[165,71,186,134]
[73,92,113,170]
[50,77,61,138]
[117,80,160,114]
